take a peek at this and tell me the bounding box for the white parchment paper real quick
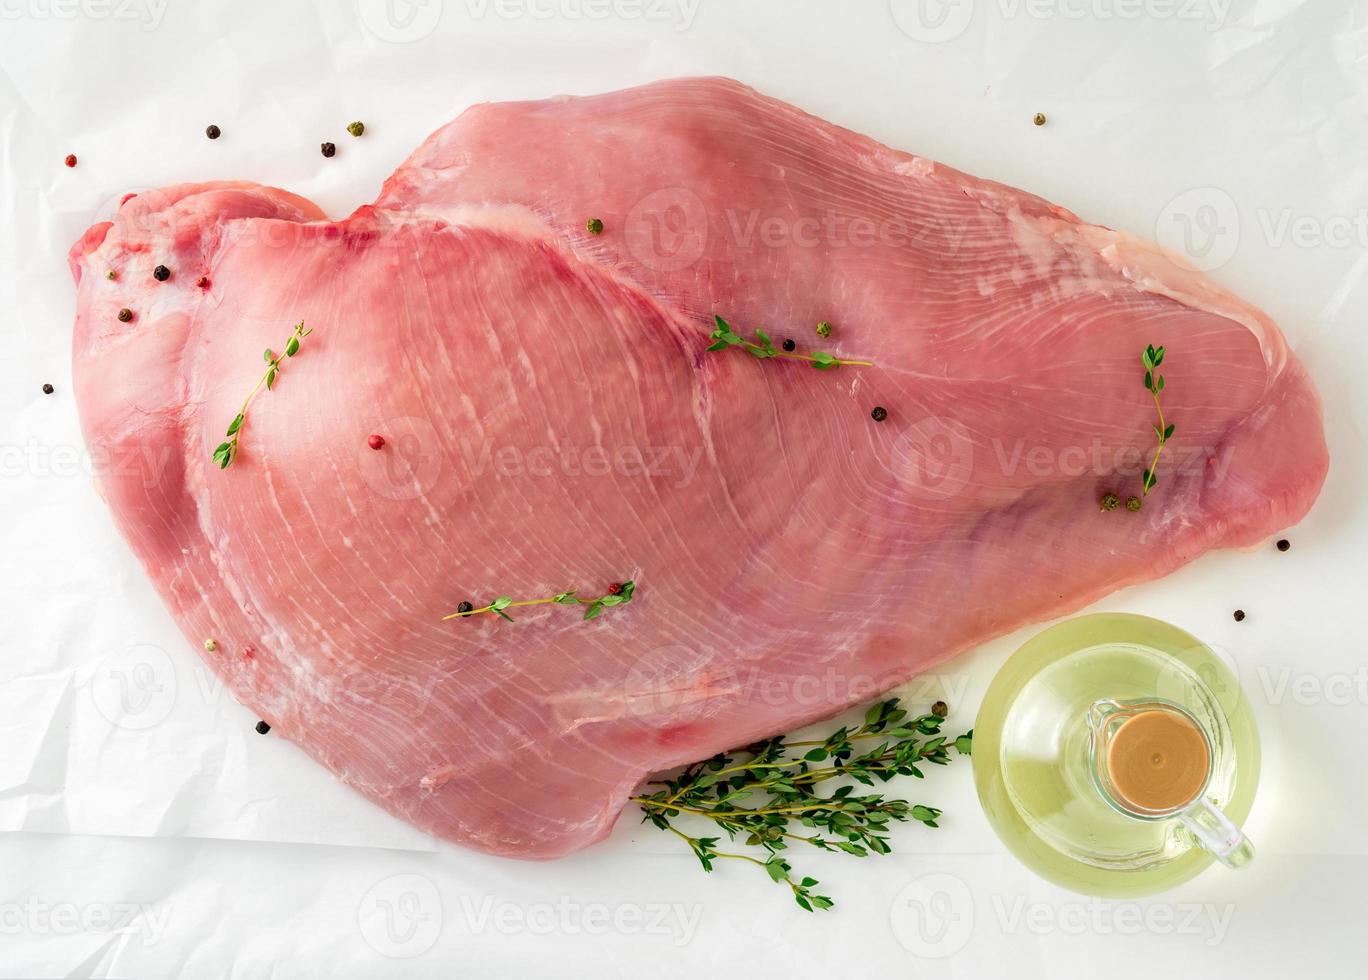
[1,1,1365,976]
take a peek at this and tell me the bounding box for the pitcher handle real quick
[1178,797,1255,869]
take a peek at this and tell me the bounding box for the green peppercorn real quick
[105,269,117,281]
[346,121,365,137]
[586,217,604,235]
[1100,493,1121,512]
[1033,112,1047,126]
[1126,496,1143,512]
[816,320,834,339]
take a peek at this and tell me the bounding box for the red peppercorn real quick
[196,276,210,289]
[608,582,624,595]
[243,645,256,660]
[64,154,77,168]
[367,434,385,450]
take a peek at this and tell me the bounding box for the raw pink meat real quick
[69,78,1328,858]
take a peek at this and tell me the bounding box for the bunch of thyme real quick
[633,699,972,912]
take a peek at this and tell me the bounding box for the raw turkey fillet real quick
[69,77,1328,858]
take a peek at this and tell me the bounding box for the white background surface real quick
[1,0,1365,976]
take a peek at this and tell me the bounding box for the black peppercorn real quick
[931,701,948,718]
[117,308,133,322]
[42,383,54,394]
[871,406,888,422]
[153,265,170,282]
[1233,610,1246,623]
[457,601,473,614]
[321,142,336,158]
[1276,539,1290,552]
[782,338,796,352]
[206,124,221,140]
[255,720,271,734]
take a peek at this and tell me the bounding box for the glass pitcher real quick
[974,613,1260,897]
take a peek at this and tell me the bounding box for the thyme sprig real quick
[708,315,873,370]
[212,321,313,469]
[444,581,635,623]
[634,699,972,912]
[1142,344,1175,496]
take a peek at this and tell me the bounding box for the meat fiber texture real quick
[68,77,1328,859]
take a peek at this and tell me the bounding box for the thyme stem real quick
[444,581,635,623]
[212,321,313,469]
[708,315,874,370]
[1141,344,1175,497]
